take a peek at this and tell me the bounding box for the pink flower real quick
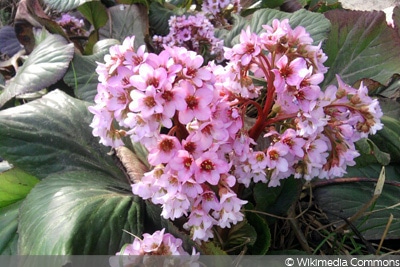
[272,55,309,91]
[226,26,261,66]
[148,135,181,165]
[129,63,170,91]
[184,208,216,241]
[195,151,230,185]
[214,188,247,228]
[178,81,214,124]
[265,142,289,172]
[160,192,190,220]
[279,129,306,158]
[129,86,164,118]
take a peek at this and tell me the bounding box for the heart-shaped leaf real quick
[0,201,20,255]
[0,90,123,181]
[322,9,400,87]
[0,168,39,208]
[0,32,74,107]
[18,170,143,254]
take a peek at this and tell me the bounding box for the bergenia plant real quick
[89,17,383,256]
[0,0,399,258]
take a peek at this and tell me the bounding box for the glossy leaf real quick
[99,4,148,48]
[63,51,108,102]
[0,90,124,181]
[314,164,400,240]
[18,170,143,254]
[322,9,400,87]
[42,0,94,12]
[0,33,74,107]
[148,2,174,37]
[0,168,39,208]
[0,201,20,255]
[78,1,108,30]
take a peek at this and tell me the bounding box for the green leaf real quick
[0,201,20,255]
[322,9,400,88]
[78,1,108,30]
[246,208,271,255]
[42,0,96,12]
[148,2,175,37]
[99,4,148,47]
[0,168,39,208]
[261,0,284,8]
[369,116,400,163]
[253,177,302,222]
[223,220,257,254]
[64,50,109,102]
[0,33,74,107]
[0,90,123,180]
[238,8,331,46]
[355,138,391,166]
[372,73,400,100]
[18,170,143,254]
[200,241,227,255]
[314,164,400,240]
[92,39,121,54]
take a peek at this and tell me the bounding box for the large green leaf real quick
[322,9,400,87]
[0,90,123,180]
[314,164,400,240]
[229,8,331,46]
[0,168,39,208]
[42,0,95,12]
[78,1,108,30]
[99,4,148,47]
[18,170,143,254]
[64,50,109,102]
[0,201,20,255]
[0,33,74,108]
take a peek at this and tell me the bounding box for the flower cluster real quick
[89,19,382,244]
[112,229,198,267]
[117,229,195,256]
[56,14,86,36]
[153,14,224,61]
[202,0,241,19]
[90,36,247,241]
[220,19,382,186]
